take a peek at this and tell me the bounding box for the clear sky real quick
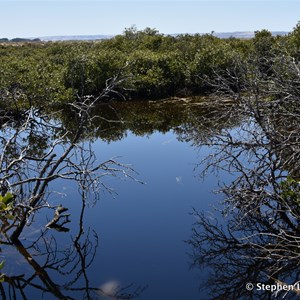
[1,1,299,38]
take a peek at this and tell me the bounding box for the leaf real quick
[4,204,13,211]
[5,214,15,220]
[0,202,6,210]
[2,193,14,205]
[0,261,5,270]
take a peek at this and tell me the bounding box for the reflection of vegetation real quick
[0,66,240,299]
[58,97,241,143]
[0,87,145,299]
[187,45,300,299]
[0,196,146,299]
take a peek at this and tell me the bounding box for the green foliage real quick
[0,192,15,220]
[128,50,184,98]
[280,177,300,205]
[253,30,274,56]
[0,43,72,109]
[0,192,14,205]
[286,21,300,60]
[251,30,276,75]
[64,48,127,96]
[188,37,238,91]
[0,24,299,108]
[0,260,5,282]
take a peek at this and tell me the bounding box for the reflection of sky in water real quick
[57,130,225,300]
[1,123,230,299]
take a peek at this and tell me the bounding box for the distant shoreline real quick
[1,31,289,42]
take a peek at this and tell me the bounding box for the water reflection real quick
[1,198,146,299]
[0,101,145,299]
[58,97,241,143]
[187,90,300,298]
[0,96,244,299]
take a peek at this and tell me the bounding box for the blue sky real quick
[1,1,299,38]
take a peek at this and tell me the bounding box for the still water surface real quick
[1,98,237,299]
[86,131,217,300]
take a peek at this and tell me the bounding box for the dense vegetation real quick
[1,23,300,110]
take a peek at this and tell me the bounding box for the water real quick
[1,98,274,300]
[86,131,215,300]
[45,129,224,299]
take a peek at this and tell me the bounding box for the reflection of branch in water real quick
[187,54,300,299]
[0,188,145,299]
[46,205,70,232]
[1,232,145,299]
[188,209,300,299]
[0,88,139,242]
[8,238,72,300]
[0,79,145,299]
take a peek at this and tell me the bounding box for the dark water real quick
[85,132,216,300]
[74,135,201,299]
[0,98,235,299]
[2,97,299,299]
[72,100,234,300]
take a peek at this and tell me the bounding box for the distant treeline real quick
[0,38,41,43]
[1,23,300,109]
